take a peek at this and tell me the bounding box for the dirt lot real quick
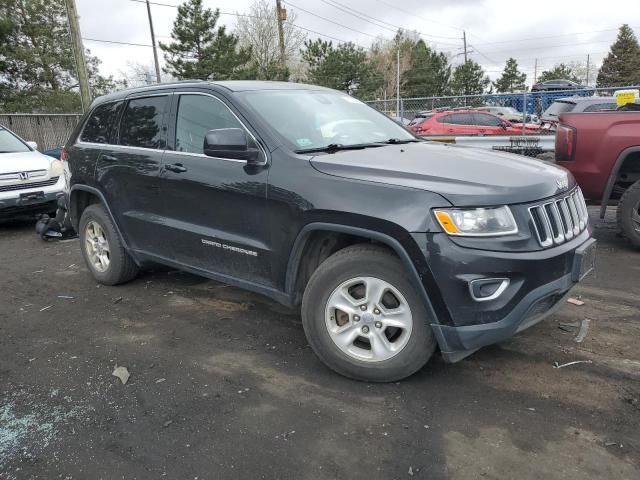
[1,207,638,479]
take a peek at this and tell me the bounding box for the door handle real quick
[164,163,187,173]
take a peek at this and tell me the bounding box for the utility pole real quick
[275,0,286,67]
[64,0,90,111]
[585,54,590,87]
[146,0,162,83]
[463,31,467,64]
[533,58,538,83]
[396,46,400,116]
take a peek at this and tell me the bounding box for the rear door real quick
[473,112,507,135]
[96,93,170,255]
[156,91,272,285]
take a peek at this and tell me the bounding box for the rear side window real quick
[80,101,122,144]
[474,113,503,127]
[450,113,474,125]
[543,101,575,117]
[583,103,617,112]
[175,94,243,154]
[119,96,168,149]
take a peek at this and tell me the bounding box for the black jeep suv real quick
[65,81,596,382]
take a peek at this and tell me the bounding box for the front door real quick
[96,93,170,255]
[157,91,272,286]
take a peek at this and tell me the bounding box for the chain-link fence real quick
[367,86,640,123]
[0,114,81,151]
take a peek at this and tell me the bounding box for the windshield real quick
[0,128,31,154]
[543,101,575,118]
[240,90,415,151]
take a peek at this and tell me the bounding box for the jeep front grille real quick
[0,177,59,192]
[529,188,589,247]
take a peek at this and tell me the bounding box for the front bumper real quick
[413,230,595,362]
[0,177,65,218]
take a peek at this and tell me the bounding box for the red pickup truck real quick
[556,112,640,249]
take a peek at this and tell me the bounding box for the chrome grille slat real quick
[0,177,59,192]
[529,188,588,248]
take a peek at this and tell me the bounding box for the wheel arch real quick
[600,146,640,218]
[284,222,441,324]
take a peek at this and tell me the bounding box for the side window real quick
[452,113,474,125]
[583,103,617,112]
[474,113,503,127]
[437,114,456,124]
[119,96,168,149]
[80,101,122,144]
[175,94,243,154]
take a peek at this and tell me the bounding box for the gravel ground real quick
[1,207,638,479]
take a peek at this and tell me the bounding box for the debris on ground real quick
[112,366,130,384]
[155,378,166,383]
[275,430,296,440]
[57,295,74,299]
[163,420,173,428]
[113,297,123,304]
[604,441,618,447]
[553,360,593,369]
[567,297,585,306]
[39,305,52,312]
[575,319,591,343]
[408,466,414,476]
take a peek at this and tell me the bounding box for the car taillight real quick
[60,147,68,162]
[555,125,576,162]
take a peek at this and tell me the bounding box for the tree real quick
[369,30,419,100]
[449,60,490,99]
[537,63,581,83]
[301,39,382,98]
[235,0,306,81]
[402,39,450,97]
[0,0,120,112]
[159,0,251,80]
[493,57,526,92]
[597,24,640,87]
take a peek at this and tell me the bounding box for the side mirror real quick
[203,128,261,164]
[497,112,504,116]
[26,141,38,150]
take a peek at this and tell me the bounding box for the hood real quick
[0,151,54,175]
[309,142,575,206]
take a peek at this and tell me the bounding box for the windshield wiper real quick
[295,143,386,154]
[381,138,423,145]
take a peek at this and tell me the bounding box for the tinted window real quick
[474,113,503,127]
[450,113,475,125]
[543,101,575,117]
[583,103,617,112]
[81,101,122,144]
[119,96,168,149]
[175,94,242,154]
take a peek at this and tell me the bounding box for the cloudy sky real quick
[77,0,640,86]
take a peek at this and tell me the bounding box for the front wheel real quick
[301,245,437,382]
[617,180,640,250]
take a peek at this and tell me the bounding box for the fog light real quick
[469,278,510,302]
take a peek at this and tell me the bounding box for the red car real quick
[408,110,539,136]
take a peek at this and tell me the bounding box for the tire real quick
[617,180,640,250]
[301,244,437,382]
[79,203,139,285]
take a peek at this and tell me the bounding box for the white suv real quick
[0,125,66,220]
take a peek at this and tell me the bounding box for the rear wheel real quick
[79,203,139,285]
[301,245,437,382]
[617,180,640,249]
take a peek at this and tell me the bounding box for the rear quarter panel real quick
[557,112,640,200]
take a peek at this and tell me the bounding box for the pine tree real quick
[159,0,251,80]
[493,58,527,92]
[449,60,490,97]
[402,39,450,97]
[301,39,382,98]
[597,24,640,87]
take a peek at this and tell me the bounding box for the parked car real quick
[64,81,595,382]
[531,79,586,92]
[540,96,618,131]
[476,106,539,124]
[556,110,640,249]
[407,109,539,136]
[0,125,66,220]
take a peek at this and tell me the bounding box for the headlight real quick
[50,160,64,177]
[434,206,518,236]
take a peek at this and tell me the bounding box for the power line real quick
[83,37,153,47]
[285,22,366,48]
[285,1,380,39]
[374,0,464,35]
[128,0,259,18]
[470,26,639,46]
